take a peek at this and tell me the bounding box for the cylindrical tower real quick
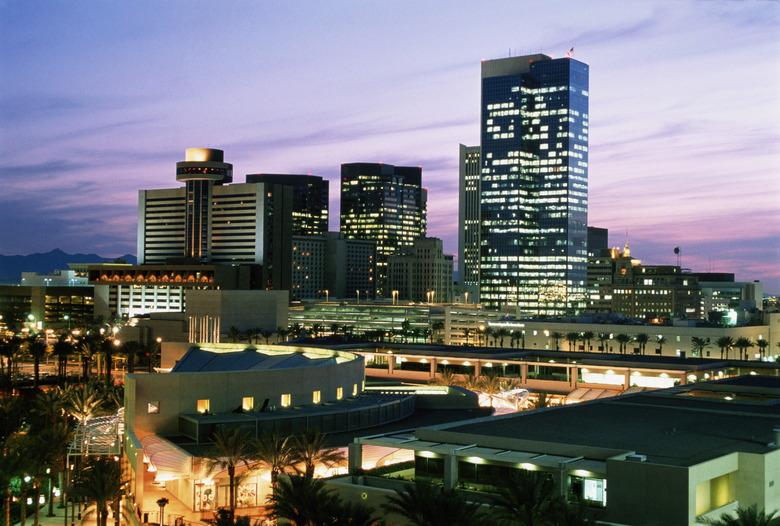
[175,148,233,261]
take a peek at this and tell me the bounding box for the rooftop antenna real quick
[674,246,681,268]
[566,46,575,58]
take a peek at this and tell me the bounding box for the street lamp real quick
[64,315,71,332]
[392,290,399,306]
[324,289,329,303]
[156,497,169,526]
[356,290,360,305]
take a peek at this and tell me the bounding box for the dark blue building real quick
[479,54,589,315]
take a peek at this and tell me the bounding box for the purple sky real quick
[1,1,779,291]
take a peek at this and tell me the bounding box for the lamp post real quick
[152,337,162,373]
[324,289,329,303]
[156,497,169,526]
[356,290,360,305]
[392,290,398,306]
[64,315,71,332]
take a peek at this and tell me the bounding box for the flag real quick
[566,47,574,58]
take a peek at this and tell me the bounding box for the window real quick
[242,397,254,412]
[336,387,344,400]
[197,399,210,414]
[281,394,292,408]
[352,383,358,396]
[312,390,321,404]
[147,401,160,414]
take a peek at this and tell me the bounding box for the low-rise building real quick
[328,376,780,526]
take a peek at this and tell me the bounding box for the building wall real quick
[0,285,95,328]
[186,289,289,342]
[291,236,326,300]
[387,237,453,303]
[458,144,481,293]
[125,347,364,436]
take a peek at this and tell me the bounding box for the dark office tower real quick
[245,173,329,236]
[587,226,609,257]
[340,163,427,297]
[459,144,481,297]
[479,54,589,315]
[175,148,233,261]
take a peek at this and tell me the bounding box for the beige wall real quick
[126,350,364,436]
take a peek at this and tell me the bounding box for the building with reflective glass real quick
[479,55,589,315]
[340,163,427,297]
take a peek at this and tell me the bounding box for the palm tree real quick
[479,374,503,408]
[716,336,735,360]
[597,332,609,353]
[291,429,345,479]
[462,327,472,346]
[203,427,255,520]
[383,481,487,526]
[51,336,75,382]
[491,470,563,526]
[581,331,594,353]
[431,321,445,344]
[735,337,754,361]
[69,458,124,526]
[311,323,324,339]
[691,337,711,358]
[276,327,289,343]
[253,432,297,495]
[99,337,117,384]
[550,332,563,351]
[227,326,242,343]
[64,384,102,424]
[705,505,780,526]
[656,335,667,356]
[615,334,631,355]
[565,332,579,352]
[634,333,649,355]
[120,341,143,374]
[495,328,509,348]
[260,329,275,345]
[433,367,457,386]
[26,336,48,388]
[267,474,340,526]
[756,339,769,360]
[485,327,495,347]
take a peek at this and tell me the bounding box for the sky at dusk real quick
[1,1,779,291]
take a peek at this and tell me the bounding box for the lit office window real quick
[281,394,292,408]
[336,387,344,400]
[147,401,160,414]
[352,383,358,396]
[242,397,254,412]
[312,390,321,404]
[196,399,210,414]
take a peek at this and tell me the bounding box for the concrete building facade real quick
[387,237,453,304]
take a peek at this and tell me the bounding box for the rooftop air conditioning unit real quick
[625,454,647,462]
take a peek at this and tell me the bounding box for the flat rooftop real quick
[417,377,780,467]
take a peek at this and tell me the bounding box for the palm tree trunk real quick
[4,488,12,526]
[228,467,235,520]
[33,484,40,526]
[34,358,40,388]
[20,492,27,526]
[48,474,55,516]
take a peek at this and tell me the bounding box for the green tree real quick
[581,331,594,353]
[490,470,563,526]
[615,334,631,354]
[64,384,102,424]
[634,333,649,355]
[26,336,48,388]
[203,428,255,520]
[691,337,711,358]
[704,505,780,526]
[120,341,143,374]
[382,481,487,526]
[597,332,609,353]
[656,335,667,356]
[276,327,289,343]
[716,336,734,360]
[550,332,563,351]
[69,458,124,526]
[478,373,503,408]
[227,326,242,343]
[431,321,445,344]
[291,430,345,479]
[735,337,754,361]
[253,432,297,495]
[495,328,509,348]
[565,332,579,352]
[756,339,769,360]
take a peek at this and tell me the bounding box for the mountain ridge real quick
[0,249,137,283]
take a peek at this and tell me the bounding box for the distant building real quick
[0,284,94,330]
[387,237,453,303]
[691,272,764,324]
[324,232,376,300]
[479,54,589,314]
[20,269,88,287]
[458,145,481,299]
[245,173,329,237]
[186,289,289,342]
[586,245,701,320]
[587,226,609,257]
[340,163,427,297]
[291,236,326,300]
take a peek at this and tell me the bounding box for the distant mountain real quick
[0,249,137,283]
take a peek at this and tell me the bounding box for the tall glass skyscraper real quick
[340,163,427,297]
[479,54,589,315]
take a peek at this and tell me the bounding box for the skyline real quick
[1,1,779,291]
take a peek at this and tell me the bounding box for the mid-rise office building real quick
[587,245,701,320]
[340,163,427,296]
[245,173,329,236]
[387,237,454,303]
[0,285,95,330]
[291,236,327,300]
[479,54,589,314]
[587,226,609,257]
[137,148,293,290]
[458,145,481,298]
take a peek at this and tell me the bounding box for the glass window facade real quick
[479,55,589,315]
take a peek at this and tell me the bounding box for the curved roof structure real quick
[170,345,356,373]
